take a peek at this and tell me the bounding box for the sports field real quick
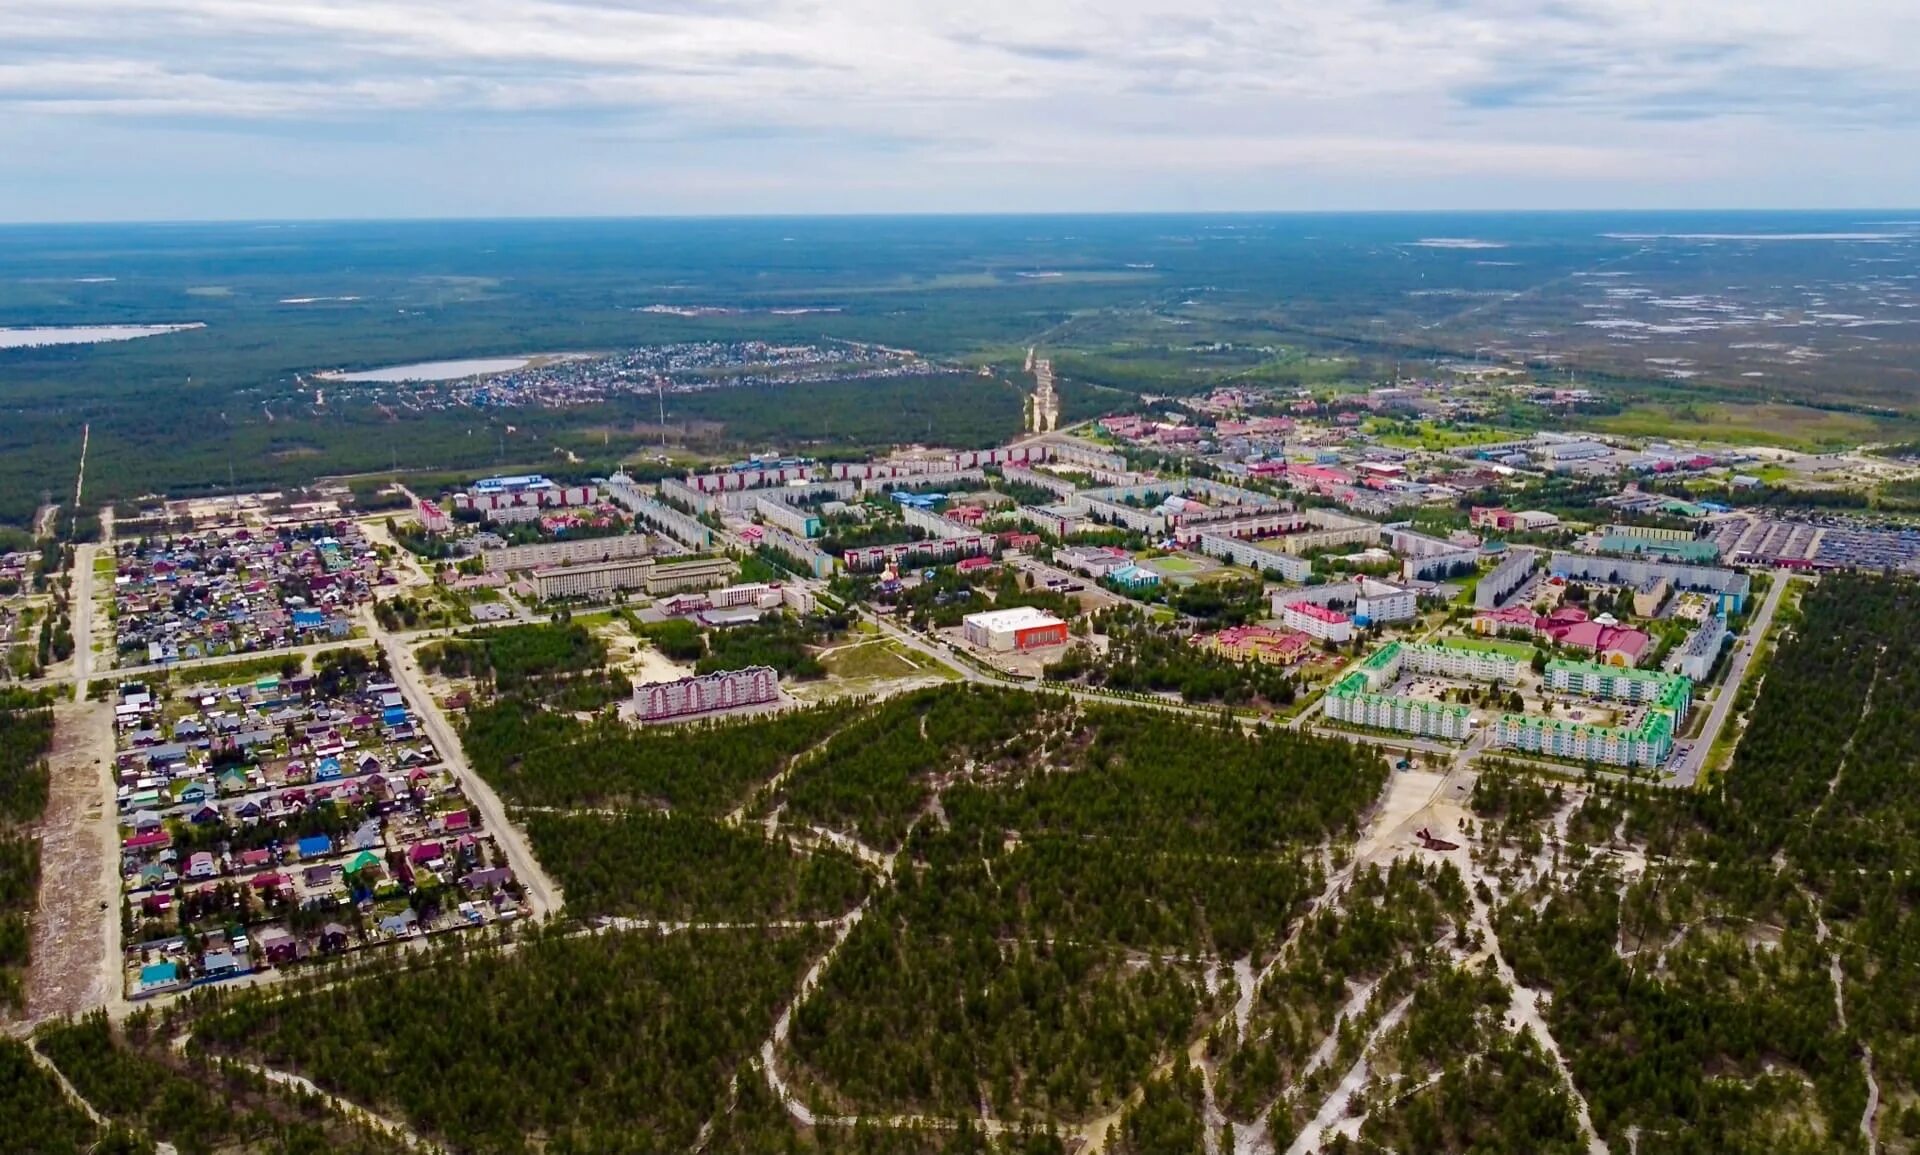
[1143,553,1205,574]
[1443,636,1536,660]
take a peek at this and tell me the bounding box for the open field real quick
[1588,400,1898,450]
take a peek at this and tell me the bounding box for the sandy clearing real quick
[21,699,119,1024]
[631,647,694,686]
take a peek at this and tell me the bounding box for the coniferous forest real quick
[24,578,1920,1154]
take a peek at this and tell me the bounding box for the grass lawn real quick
[1589,401,1907,452]
[1366,420,1529,451]
[821,639,957,683]
[1142,554,1205,575]
[1443,636,1536,660]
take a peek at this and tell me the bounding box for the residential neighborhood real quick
[114,649,525,999]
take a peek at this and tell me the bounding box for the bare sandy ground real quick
[630,648,694,686]
[21,700,119,1023]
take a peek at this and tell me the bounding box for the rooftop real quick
[964,606,1067,632]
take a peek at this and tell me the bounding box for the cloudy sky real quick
[4,0,1920,221]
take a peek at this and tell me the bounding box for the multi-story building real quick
[1353,578,1417,625]
[753,494,822,539]
[1195,625,1314,666]
[605,473,714,550]
[1669,616,1729,681]
[634,666,780,723]
[1323,671,1474,740]
[1632,576,1672,618]
[1542,660,1691,723]
[526,558,653,601]
[416,499,452,534]
[482,533,653,573]
[1282,602,1353,642]
[1492,711,1674,768]
[841,535,994,571]
[1273,578,1417,626]
[709,583,782,610]
[1549,552,1750,615]
[757,524,836,579]
[454,476,599,522]
[1474,549,1537,611]
[1196,533,1313,582]
[1017,504,1087,538]
[643,557,738,596]
[1400,642,1524,684]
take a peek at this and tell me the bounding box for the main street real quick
[1668,570,1792,788]
[364,608,564,921]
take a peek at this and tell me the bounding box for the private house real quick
[378,909,419,937]
[255,927,300,965]
[461,866,513,891]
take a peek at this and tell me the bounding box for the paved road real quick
[1669,571,1792,788]
[367,611,564,920]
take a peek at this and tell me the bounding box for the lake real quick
[0,323,204,348]
[319,353,592,382]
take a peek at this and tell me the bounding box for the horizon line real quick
[2,207,1918,229]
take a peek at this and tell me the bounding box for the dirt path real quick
[26,1034,109,1127]
[172,1030,442,1152]
[1283,991,1417,1155]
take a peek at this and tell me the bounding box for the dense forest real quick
[1350,963,1584,1155]
[789,915,1205,1121]
[776,686,1059,851]
[417,621,605,687]
[698,616,834,680]
[784,700,1392,1125]
[34,1011,409,1155]
[192,927,827,1153]
[1214,858,1471,1132]
[1486,575,1920,1154]
[0,688,55,1008]
[703,1061,1070,1153]
[0,1035,130,1155]
[524,810,869,923]
[460,696,862,812]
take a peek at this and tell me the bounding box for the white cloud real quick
[2,0,1919,216]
